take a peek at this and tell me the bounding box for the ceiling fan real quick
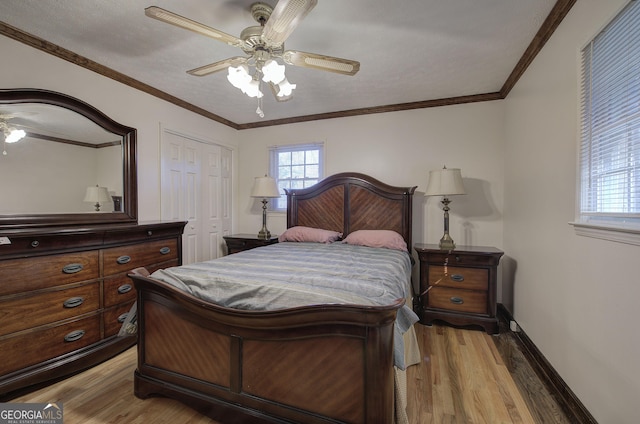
[145,0,360,107]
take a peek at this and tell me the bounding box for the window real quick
[269,143,324,211]
[578,1,640,235]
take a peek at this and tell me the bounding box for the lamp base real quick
[438,234,456,250]
[257,198,271,239]
[257,229,271,239]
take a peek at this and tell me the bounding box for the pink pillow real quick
[278,226,342,243]
[342,230,407,251]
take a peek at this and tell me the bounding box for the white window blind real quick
[269,143,324,211]
[579,0,640,229]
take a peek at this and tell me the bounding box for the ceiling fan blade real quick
[187,57,248,77]
[145,6,243,48]
[261,0,318,46]
[282,50,360,76]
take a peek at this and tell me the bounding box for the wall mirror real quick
[0,89,137,228]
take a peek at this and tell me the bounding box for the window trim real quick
[268,142,325,212]
[574,0,640,244]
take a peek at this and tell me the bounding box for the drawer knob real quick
[147,230,153,236]
[30,240,40,248]
[117,313,129,323]
[63,297,85,308]
[64,329,85,342]
[159,246,171,255]
[117,284,133,294]
[450,274,465,282]
[450,297,464,305]
[116,255,131,264]
[62,263,84,274]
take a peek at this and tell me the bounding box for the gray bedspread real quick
[150,241,419,369]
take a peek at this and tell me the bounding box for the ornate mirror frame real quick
[0,89,137,228]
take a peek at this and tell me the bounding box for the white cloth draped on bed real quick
[150,241,420,370]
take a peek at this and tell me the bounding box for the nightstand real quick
[414,244,503,334]
[223,234,279,254]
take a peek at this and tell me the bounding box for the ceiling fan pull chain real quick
[256,95,265,118]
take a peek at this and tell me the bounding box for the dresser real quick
[414,244,504,334]
[0,221,185,399]
[223,234,279,254]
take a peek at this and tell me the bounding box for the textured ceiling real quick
[0,0,562,127]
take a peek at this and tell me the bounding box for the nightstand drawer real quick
[428,266,488,290]
[423,251,499,267]
[224,234,278,254]
[428,287,487,315]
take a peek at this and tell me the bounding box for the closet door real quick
[161,129,232,264]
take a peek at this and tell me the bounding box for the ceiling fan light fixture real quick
[277,78,296,97]
[0,120,26,144]
[261,59,286,84]
[227,65,251,89]
[5,129,26,144]
[243,78,264,98]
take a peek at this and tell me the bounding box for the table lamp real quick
[425,166,466,249]
[251,175,280,239]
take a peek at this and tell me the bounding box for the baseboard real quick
[497,304,598,424]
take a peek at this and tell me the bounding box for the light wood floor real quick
[12,324,571,424]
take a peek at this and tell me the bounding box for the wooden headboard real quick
[285,172,417,248]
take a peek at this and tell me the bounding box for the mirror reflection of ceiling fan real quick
[145,0,360,115]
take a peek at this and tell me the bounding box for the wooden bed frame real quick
[128,173,417,423]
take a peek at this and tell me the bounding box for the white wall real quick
[0,35,238,222]
[503,0,639,422]
[236,102,506,255]
[5,3,635,420]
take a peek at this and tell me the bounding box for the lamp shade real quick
[251,176,280,198]
[83,185,111,203]
[425,167,466,196]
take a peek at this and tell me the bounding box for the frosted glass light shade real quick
[5,129,26,143]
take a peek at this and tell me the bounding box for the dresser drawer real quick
[103,225,183,245]
[0,314,101,376]
[427,266,488,291]
[103,239,178,276]
[104,274,136,308]
[0,282,100,337]
[0,232,102,258]
[104,303,135,337]
[427,287,487,315]
[0,251,100,296]
[103,258,179,308]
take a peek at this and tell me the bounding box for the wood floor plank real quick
[11,323,573,424]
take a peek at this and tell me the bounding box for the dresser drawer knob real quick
[450,274,465,282]
[159,246,171,255]
[450,297,464,305]
[62,263,84,274]
[30,240,40,248]
[117,284,133,294]
[147,230,153,236]
[117,313,129,323]
[64,329,85,342]
[116,255,131,264]
[63,297,85,308]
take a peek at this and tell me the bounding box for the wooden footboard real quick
[129,268,403,424]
